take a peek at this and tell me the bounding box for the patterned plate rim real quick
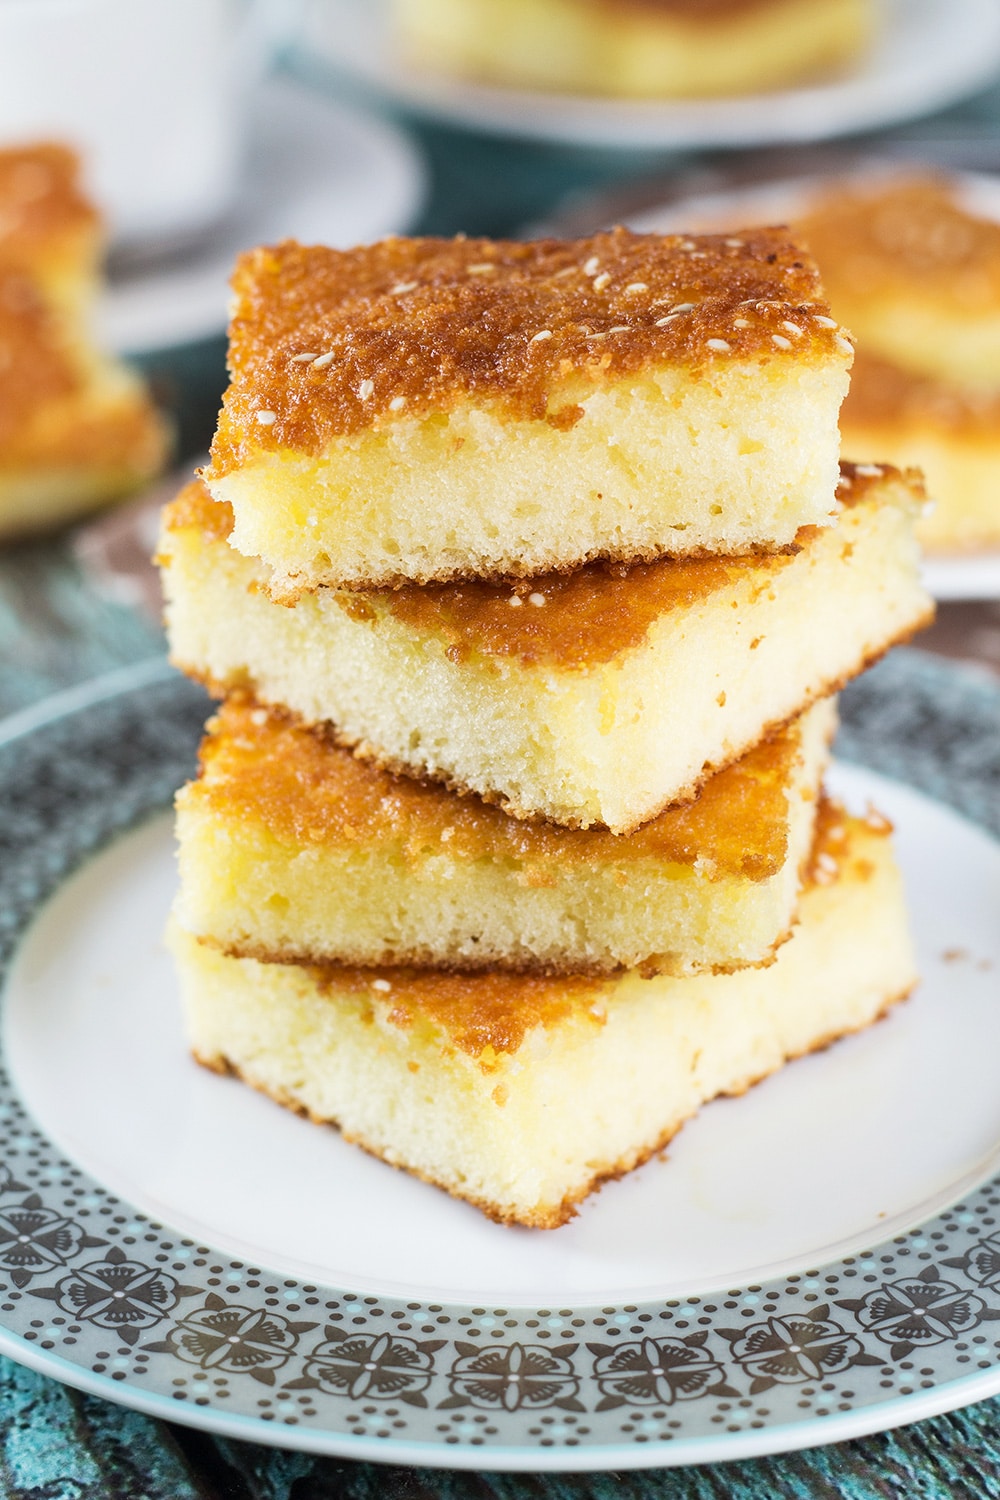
[2,652,1000,1471]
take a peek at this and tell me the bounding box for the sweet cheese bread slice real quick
[169,803,916,1229]
[174,695,834,979]
[841,350,1000,551]
[797,174,1000,391]
[394,0,872,100]
[203,227,853,592]
[0,143,168,538]
[160,464,932,833]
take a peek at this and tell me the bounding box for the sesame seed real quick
[679,239,696,251]
[655,315,678,327]
[771,334,792,350]
[781,320,803,337]
[372,978,392,993]
[724,237,744,248]
[855,463,883,477]
[689,251,707,260]
[583,255,600,276]
[254,410,276,424]
[813,314,837,328]
[706,338,731,353]
[625,282,648,294]
[508,594,523,607]
[530,329,553,343]
[389,395,406,411]
[289,352,318,363]
[732,317,750,328]
[391,280,417,294]
[358,378,374,400]
[467,262,495,273]
[835,335,854,355]
[585,330,607,339]
[312,352,335,369]
[592,272,611,292]
[607,325,630,334]
[528,592,546,607]
[671,302,695,313]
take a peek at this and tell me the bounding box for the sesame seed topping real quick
[771,334,792,350]
[372,978,392,992]
[706,338,731,353]
[781,320,803,336]
[528,592,546,606]
[530,329,553,342]
[311,351,335,369]
[655,315,678,327]
[358,378,374,400]
[389,395,406,410]
[732,316,751,328]
[391,280,418,294]
[254,409,276,424]
[592,272,611,292]
[583,255,600,276]
[625,282,648,293]
[678,239,696,251]
[724,237,744,248]
[508,594,523,607]
[835,335,854,355]
[607,325,630,334]
[289,352,318,363]
[671,301,695,313]
[468,262,496,274]
[813,314,838,328]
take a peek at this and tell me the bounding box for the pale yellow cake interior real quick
[393,0,871,99]
[161,466,932,833]
[170,809,916,1229]
[174,696,834,978]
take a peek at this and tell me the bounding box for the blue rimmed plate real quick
[1,651,1000,1469]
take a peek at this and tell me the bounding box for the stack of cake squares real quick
[160,226,933,1228]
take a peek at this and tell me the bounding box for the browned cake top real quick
[165,464,910,669]
[797,175,1000,313]
[0,270,79,458]
[194,695,814,881]
[844,348,1000,436]
[302,803,881,1064]
[208,226,846,472]
[602,0,790,16]
[0,143,99,272]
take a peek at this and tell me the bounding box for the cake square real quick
[174,695,835,978]
[160,464,933,833]
[202,226,853,592]
[0,143,168,537]
[169,804,916,1228]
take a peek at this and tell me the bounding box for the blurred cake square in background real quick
[392,0,873,99]
[797,174,1000,552]
[0,143,168,541]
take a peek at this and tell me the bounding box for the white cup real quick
[0,0,279,251]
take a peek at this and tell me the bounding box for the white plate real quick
[298,0,1000,150]
[96,75,426,354]
[2,656,1000,1467]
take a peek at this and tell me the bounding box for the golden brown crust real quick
[192,976,912,1229]
[191,693,815,880]
[844,349,1000,440]
[206,226,848,475]
[797,174,1000,315]
[0,143,100,280]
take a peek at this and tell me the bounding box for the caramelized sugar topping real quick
[0,143,99,273]
[209,226,846,471]
[798,175,1000,314]
[164,465,912,670]
[195,695,819,880]
[845,349,1000,436]
[805,798,889,889]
